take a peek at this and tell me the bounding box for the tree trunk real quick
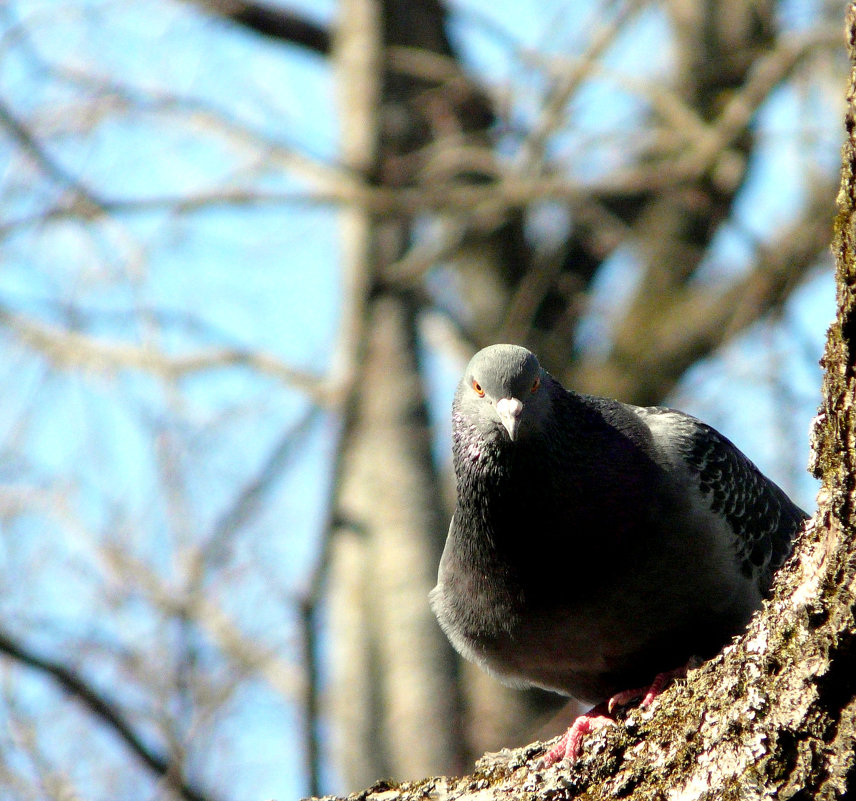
[311,5,856,798]
[328,294,464,787]
[326,0,468,787]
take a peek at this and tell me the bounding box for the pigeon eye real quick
[531,376,541,393]
[472,379,485,397]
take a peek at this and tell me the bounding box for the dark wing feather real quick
[641,407,808,591]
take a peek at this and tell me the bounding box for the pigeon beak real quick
[496,397,524,441]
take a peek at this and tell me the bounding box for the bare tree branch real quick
[0,307,335,404]
[0,628,220,801]
[200,405,323,571]
[517,0,650,175]
[186,0,331,54]
[0,98,104,212]
[299,597,321,799]
[574,182,835,402]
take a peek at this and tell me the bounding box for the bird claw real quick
[607,665,688,713]
[539,703,613,766]
[606,686,645,714]
[540,665,690,766]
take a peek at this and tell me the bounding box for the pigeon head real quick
[459,344,548,442]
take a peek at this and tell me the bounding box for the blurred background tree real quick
[0,1,843,799]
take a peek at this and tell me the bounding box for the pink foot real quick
[540,665,691,766]
[540,702,614,765]
[607,665,688,714]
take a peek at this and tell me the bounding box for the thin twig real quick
[299,598,320,798]
[0,307,335,405]
[0,628,220,801]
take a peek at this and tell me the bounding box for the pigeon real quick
[429,344,807,763]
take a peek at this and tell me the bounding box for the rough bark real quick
[307,5,856,799]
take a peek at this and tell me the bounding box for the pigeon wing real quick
[633,406,808,592]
